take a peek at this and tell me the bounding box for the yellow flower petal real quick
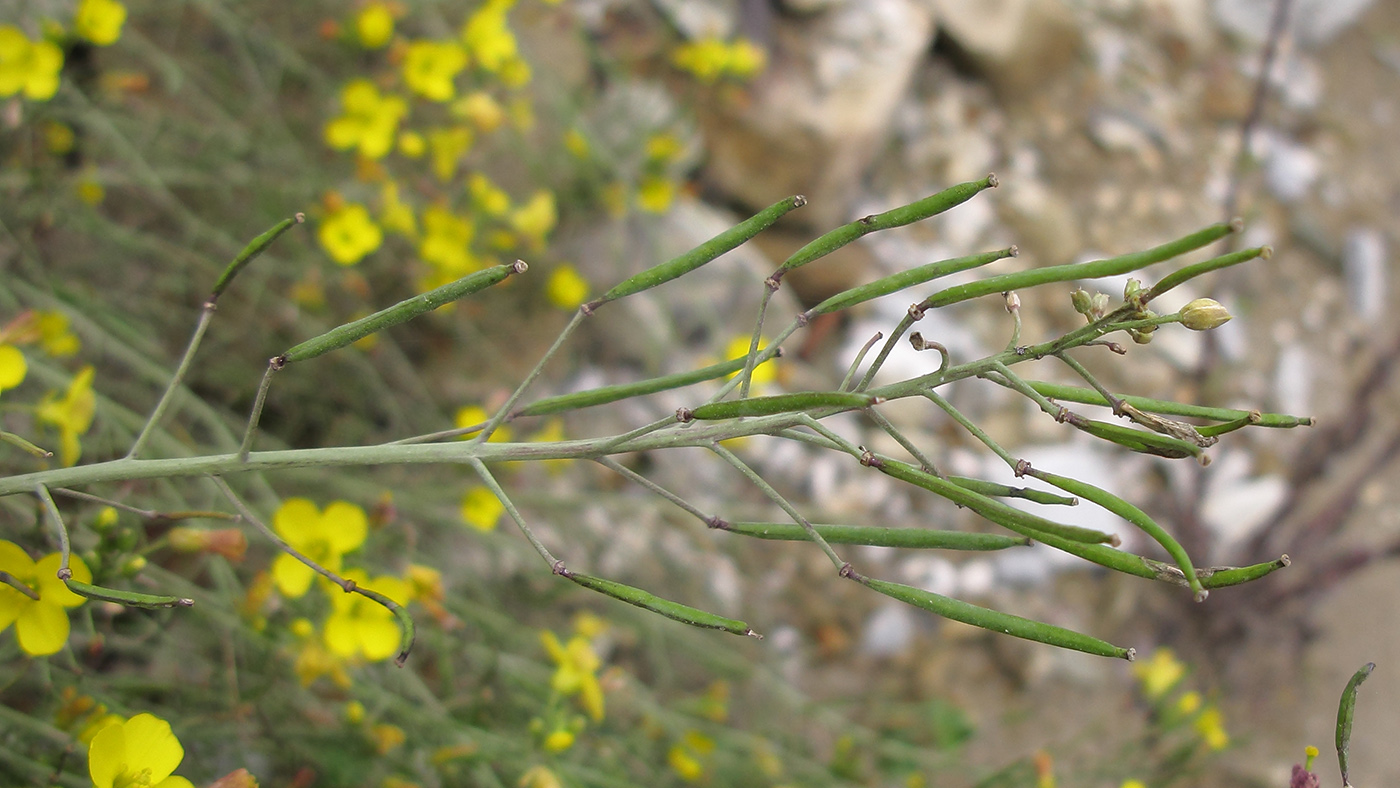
[17,600,70,656]
[0,345,26,391]
[322,500,369,554]
[272,553,316,598]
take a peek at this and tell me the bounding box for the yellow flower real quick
[370,723,407,754]
[324,80,408,160]
[0,344,26,393]
[1194,706,1229,751]
[1175,690,1201,715]
[319,202,384,265]
[461,0,519,72]
[270,498,368,598]
[498,56,531,88]
[43,120,76,155]
[518,766,562,788]
[668,743,704,782]
[397,130,425,158]
[77,175,105,205]
[0,25,64,101]
[379,181,417,238]
[453,91,505,132]
[402,39,467,102]
[1120,782,1147,788]
[166,527,248,562]
[420,206,478,274]
[355,2,395,49]
[671,37,766,83]
[1133,648,1185,701]
[88,713,194,788]
[344,700,366,724]
[541,629,604,722]
[36,365,96,466]
[723,335,777,386]
[325,569,410,661]
[645,133,684,163]
[0,541,91,656]
[455,404,509,441]
[563,128,589,159]
[74,0,128,46]
[635,174,676,214]
[35,311,80,357]
[469,173,511,216]
[545,264,588,310]
[460,487,504,532]
[508,190,556,248]
[542,729,574,753]
[426,126,473,182]
[292,623,353,689]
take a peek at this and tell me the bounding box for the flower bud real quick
[167,527,249,562]
[1123,278,1144,302]
[1180,298,1232,331]
[1071,289,1093,315]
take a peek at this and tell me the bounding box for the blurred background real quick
[2,0,1398,786]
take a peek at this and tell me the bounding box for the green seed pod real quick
[211,214,304,300]
[1069,416,1202,459]
[853,573,1133,660]
[515,352,777,418]
[1336,662,1374,788]
[1144,243,1267,302]
[565,572,759,637]
[683,392,879,421]
[588,195,806,309]
[281,262,523,364]
[722,521,1030,550]
[64,578,194,609]
[1021,466,1206,600]
[1179,298,1233,331]
[774,176,998,280]
[948,476,1078,506]
[1143,554,1289,589]
[1026,380,1313,429]
[805,247,1017,318]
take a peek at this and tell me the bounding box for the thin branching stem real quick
[476,309,585,443]
[840,332,883,392]
[468,458,561,570]
[922,390,1018,470]
[593,456,718,526]
[709,442,846,572]
[238,362,278,460]
[128,303,215,459]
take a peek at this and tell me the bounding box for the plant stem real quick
[709,442,846,572]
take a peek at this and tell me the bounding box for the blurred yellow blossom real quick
[508,189,556,248]
[455,404,510,441]
[427,125,473,181]
[671,37,766,83]
[453,91,505,132]
[76,175,105,205]
[0,345,26,393]
[319,202,384,265]
[291,619,353,688]
[379,181,417,238]
[35,311,80,357]
[461,0,519,72]
[0,541,91,656]
[668,731,715,782]
[542,729,574,753]
[1194,706,1229,750]
[74,0,128,46]
[545,264,588,310]
[498,56,531,87]
[370,723,407,754]
[469,173,511,216]
[636,174,676,214]
[397,130,425,158]
[1175,690,1201,715]
[460,486,504,532]
[36,365,95,466]
[563,128,589,159]
[518,766,562,788]
[167,527,248,562]
[325,569,410,661]
[403,39,467,102]
[355,2,395,49]
[0,25,64,101]
[270,498,368,597]
[723,335,777,386]
[1133,647,1185,701]
[420,206,478,274]
[1120,781,1147,788]
[645,132,684,163]
[541,628,604,722]
[88,713,194,788]
[43,120,76,154]
[344,700,366,723]
[324,80,407,159]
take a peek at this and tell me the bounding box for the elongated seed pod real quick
[514,352,775,418]
[1145,244,1270,302]
[587,195,806,309]
[1336,662,1374,788]
[1143,554,1289,589]
[565,572,759,637]
[722,522,1030,550]
[918,221,1239,310]
[805,247,1017,318]
[211,214,304,299]
[281,262,523,364]
[1027,380,1312,428]
[948,476,1077,506]
[854,573,1133,660]
[1070,417,1202,459]
[1023,467,1205,600]
[65,579,193,609]
[775,176,998,280]
[877,459,1117,545]
[683,391,878,421]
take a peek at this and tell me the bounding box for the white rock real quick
[651,0,738,39]
[1263,135,1320,202]
[958,558,997,598]
[1272,340,1312,417]
[861,601,917,656]
[1342,228,1387,326]
[1214,0,1377,47]
[1200,449,1288,562]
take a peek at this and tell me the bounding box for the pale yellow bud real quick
[1180,298,1232,331]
